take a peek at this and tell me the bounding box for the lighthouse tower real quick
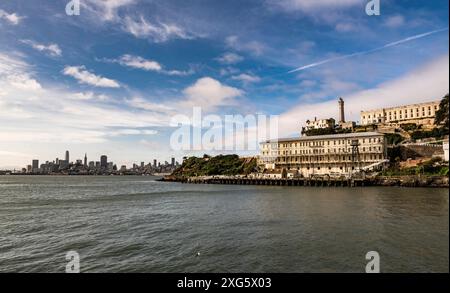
[338,97,345,123]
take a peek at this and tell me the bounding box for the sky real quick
[0,0,449,169]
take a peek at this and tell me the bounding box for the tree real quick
[435,94,449,130]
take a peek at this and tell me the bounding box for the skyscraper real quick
[65,150,70,163]
[153,160,157,168]
[100,155,108,169]
[84,153,87,167]
[171,157,175,167]
[32,160,39,172]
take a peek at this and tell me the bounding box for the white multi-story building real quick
[360,101,440,126]
[304,117,335,131]
[259,132,387,177]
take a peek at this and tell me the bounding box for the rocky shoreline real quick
[160,175,449,188]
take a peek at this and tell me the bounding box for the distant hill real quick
[170,155,257,178]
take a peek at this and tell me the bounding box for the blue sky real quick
[0,0,448,168]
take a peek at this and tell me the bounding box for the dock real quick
[180,176,370,187]
[161,175,449,188]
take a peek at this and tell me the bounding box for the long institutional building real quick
[259,132,387,177]
[360,100,440,126]
[258,99,441,177]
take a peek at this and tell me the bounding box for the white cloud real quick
[0,9,23,25]
[335,22,357,33]
[383,15,405,28]
[82,1,201,44]
[225,35,266,56]
[7,74,42,91]
[269,0,361,12]
[0,53,42,91]
[0,52,176,167]
[116,54,162,71]
[299,79,317,88]
[219,67,240,76]
[72,92,110,101]
[279,54,449,137]
[126,97,175,113]
[1,58,224,153]
[85,0,136,21]
[20,40,62,57]
[139,139,164,149]
[216,52,244,64]
[164,69,195,76]
[231,73,261,84]
[108,129,158,136]
[123,16,194,42]
[181,77,243,111]
[63,66,120,88]
[103,54,194,76]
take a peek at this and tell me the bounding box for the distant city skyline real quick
[7,149,180,174]
[0,1,449,168]
[18,150,179,169]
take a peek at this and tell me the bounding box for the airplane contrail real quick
[288,27,449,73]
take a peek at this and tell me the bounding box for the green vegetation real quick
[302,127,352,136]
[385,133,404,145]
[400,123,419,132]
[435,94,449,131]
[381,157,449,176]
[171,155,257,177]
[354,125,377,133]
[399,94,449,142]
[411,127,448,141]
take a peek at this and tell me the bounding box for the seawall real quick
[161,175,449,188]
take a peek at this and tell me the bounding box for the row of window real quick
[274,154,384,162]
[266,145,383,156]
[363,105,438,120]
[266,137,383,149]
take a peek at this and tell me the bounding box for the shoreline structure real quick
[160,174,449,188]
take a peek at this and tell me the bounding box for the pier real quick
[180,176,370,187]
[162,175,449,188]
